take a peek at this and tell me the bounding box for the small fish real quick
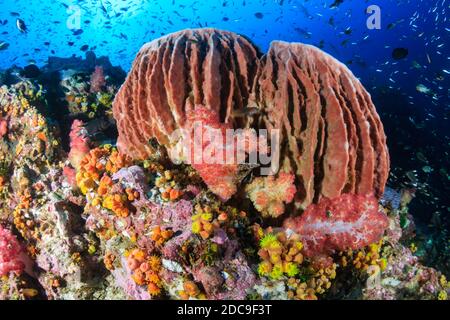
[422,166,433,173]
[254,12,264,19]
[294,27,312,39]
[232,107,260,118]
[412,61,422,69]
[416,152,428,163]
[0,41,9,51]
[328,16,335,26]
[16,18,28,33]
[387,19,405,30]
[416,84,432,94]
[80,44,89,52]
[392,48,409,60]
[330,0,344,9]
[10,12,20,17]
[72,29,83,36]
[85,117,114,137]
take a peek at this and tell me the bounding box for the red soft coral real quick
[283,193,388,258]
[184,106,238,201]
[63,166,77,187]
[245,172,296,218]
[90,66,106,93]
[0,117,7,138]
[68,119,90,170]
[0,225,26,277]
[181,105,269,201]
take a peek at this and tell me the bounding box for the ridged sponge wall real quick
[253,41,390,208]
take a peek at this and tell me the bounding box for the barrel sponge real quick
[112,28,389,206]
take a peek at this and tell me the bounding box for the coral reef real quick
[60,67,117,120]
[0,29,446,301]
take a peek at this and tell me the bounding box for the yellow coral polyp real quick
[348,240,387,272]
[191,210,216,239]
[200,212,213,221]
[258,261,272,276]
[269,264,284,280]
[76,147,137,217]
[438,290,447,300]
[148,255,162,271]
[260,233,278,249]
[191,220,202,234]
[258,230,306,282]
[284,262,299,277]
[148,282,162,296]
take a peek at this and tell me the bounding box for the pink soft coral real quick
[283,193,389,258]
[63,166,77,187]
[185,106,238,201]
[245,172,296,218]
[0,117,7,138]
[68,119,90,170]
[90,66,106,93]
[0,225,26,277]
[181,105,268,202]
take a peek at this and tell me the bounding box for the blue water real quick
[0,0,449,269]
[0,1,448,117]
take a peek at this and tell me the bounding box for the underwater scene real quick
[0,0,448,301]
